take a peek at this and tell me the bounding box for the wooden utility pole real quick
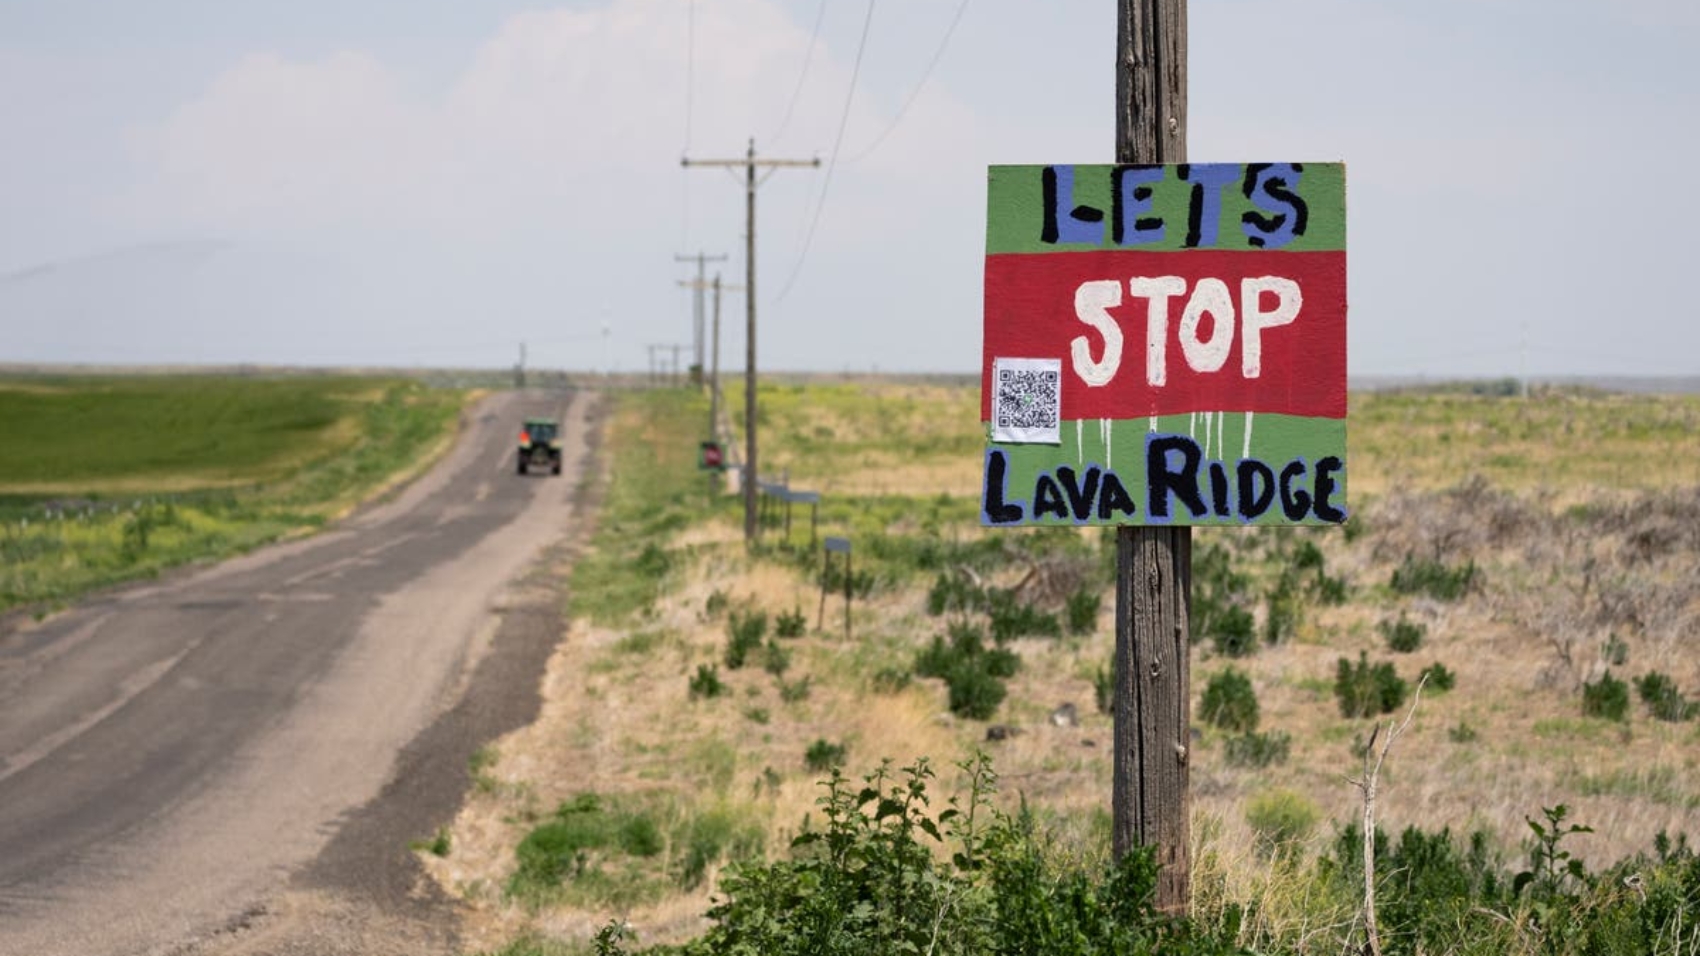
[678,275,743,440]
[681,139,820,543]
[675,251,728,379]
[1112,0,1192,915]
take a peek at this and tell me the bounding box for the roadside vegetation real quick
[423,381,1700,956]
[0,373,465,613]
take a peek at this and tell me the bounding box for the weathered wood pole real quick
[1112,0,1193,916]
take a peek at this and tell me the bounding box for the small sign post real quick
[820,536,853,639]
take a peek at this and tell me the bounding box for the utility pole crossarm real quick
[680,157,821,169]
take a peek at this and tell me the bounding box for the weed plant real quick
[1223,731,1291,769]
[1334,653,1408,718]
[1379,615,1426,653]
[1389,553,1478,600]
[1200,668,1260,733]
[588,757,1242,956]
[1582,670,1630,722]
[1634,671,1697,722]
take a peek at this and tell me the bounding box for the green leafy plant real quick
[803,738,848,773]
[1334,653,1407,718]
[1419,661,1456,691]
[1582,670,1630,722]
[774,606,807,638]
[1635,671,1697,722]
[1245,788,1319,856]
[1094,663,1114,715]
[724,609,767,669]
[1063,587,1102,636]
[689,664,727,700]
[1379,614,1426,653]
[1514,803,1593,896]
[1210,605,1257,659]
[761,638,791,677]
[1390,553,1478,600]
[1200,667,1260,733]
[1263,570,1302,646]
[1223,730,1290,768]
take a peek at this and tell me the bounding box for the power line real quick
[773,0,876,305]
[771,0,827,145]
[844,0,971,164]
[683,0,696,153]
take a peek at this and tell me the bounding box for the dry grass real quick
[425,383,1700,951]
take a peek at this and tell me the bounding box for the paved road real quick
[0,388,598,956]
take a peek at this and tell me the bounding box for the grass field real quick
[426,380,1700,955]
[0,373,465,613]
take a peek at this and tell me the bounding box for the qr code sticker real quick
[991,357,1061,444]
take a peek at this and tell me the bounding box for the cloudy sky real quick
[1,0,1696,377]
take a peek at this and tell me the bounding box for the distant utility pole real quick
[681,139,820,544]
[676,251,728,380]
[1113,0,1193,916]
[678,275,744,441]
[515,341,527,389]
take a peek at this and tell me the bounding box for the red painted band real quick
[983,249,1346,420]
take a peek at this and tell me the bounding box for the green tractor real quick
[517,418,563,475]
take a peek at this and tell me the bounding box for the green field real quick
[0,374,465,613]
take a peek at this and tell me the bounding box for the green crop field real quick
[0,374,465,613]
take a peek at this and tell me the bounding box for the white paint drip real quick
[1202,410,1212,453]
[1076,419,1084,461]
[1102,418,1113,470]
[1243,411,1255,459]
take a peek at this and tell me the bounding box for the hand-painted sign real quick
[982,163,1346,527]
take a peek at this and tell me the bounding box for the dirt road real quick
[0,388,600,956]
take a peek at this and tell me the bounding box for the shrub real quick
[1200,667,1259,733]
[1224,730,1291,768]
[1602,632,1629,666]
[1449,721,1479,743]
[689,664,727,700]
[925,570,984,617]
[1335,653,1407,718]
[1065,587,1101,635]
[915,621,1018,721]
[987,588,1062,643]
[1390,554,1478,600]
[1245,788,1319,855]
[509,793,666,900]
[725,609,767,669]
[1263,570,1301,646]
[777,676,812,703]
[1635,671,1697,722]
[650,757,1198,956]
[1420,661,1457,691]
[1210,605,1257,658]
[1582,670,1630,722]
[761,638,791,677]
[704,588,730,618]
[1094,663,1114,715]
[1380,614,1426,653]
[803,739,847,773]
[774,606,807,638]
[1193,542,1253,649]
[947,665,1008,721]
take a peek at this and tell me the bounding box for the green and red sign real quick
[982,163,1347,527]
